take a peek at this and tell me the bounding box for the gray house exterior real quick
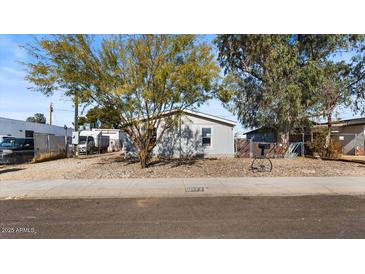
[316,117,365,155]
[245,127,277,142]
[122,110,237,158]
[243,117,365,156]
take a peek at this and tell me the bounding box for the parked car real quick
[0,137,34,164]
[78,135,95,155]
[0,134,12,144]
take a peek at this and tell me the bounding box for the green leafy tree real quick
[349,36,365,114]
[26,113,46,124]
[24,35,219,168]
[215,34,360,147]
[77,116,88,126]
[78,106,122,128]
[304,35,365,153]
[310,63,351,151]
[23,35,97,130]
[215,35,310,146]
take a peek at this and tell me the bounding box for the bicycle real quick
[250,143,273,172]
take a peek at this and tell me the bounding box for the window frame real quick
[201,126,213,149]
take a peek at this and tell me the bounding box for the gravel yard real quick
[1,152,365,181]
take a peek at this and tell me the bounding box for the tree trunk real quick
[279,131,290,148]
[325,114,332,149]
[138,146,153,169]
[324,113,332,157]
[138,149,148,168]
[275,128,289,157]
[277,123,290,149]
[139,156,147,168]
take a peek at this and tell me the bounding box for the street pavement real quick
[1,195,365,238]
[1,177,365,200]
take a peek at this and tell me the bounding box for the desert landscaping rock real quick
[1,152,365,181]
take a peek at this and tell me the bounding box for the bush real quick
[32,152,66,163]
[306,132,342,158]
[306,132,327,157]
[327,139,342,158]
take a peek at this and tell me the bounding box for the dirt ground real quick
[1,152,365,181]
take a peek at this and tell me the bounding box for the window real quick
[25,130,34,138]
[79,136,87,144]
[0,138,16,147]
[24,139,34,148]
[202,127,212,147]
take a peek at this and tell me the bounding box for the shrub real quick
[327,139,342,158]
[306,132,342,158]
[306,132,327,157]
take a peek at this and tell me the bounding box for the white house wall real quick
[0,117,73,138]
[154,113,235,158]
[120,113,235,158]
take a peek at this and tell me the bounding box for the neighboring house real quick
[244,127,277,142]
[243,117,365,155]
[123,110,237,158]
[0,117,73,138]
[314,117,365,155]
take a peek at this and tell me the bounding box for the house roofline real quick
[122,109,237,127]
[317,117,365,127]
[0,116,72,129]
[181,110,237,126]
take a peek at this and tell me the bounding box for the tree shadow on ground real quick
[148,157,218,168]
[0,168,25,174]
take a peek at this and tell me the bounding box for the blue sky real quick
[0,34,359,133]
[0,35,77,127]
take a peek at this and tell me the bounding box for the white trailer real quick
[91,129,123,152]
[73,130,109,154]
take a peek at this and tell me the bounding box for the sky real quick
[0,34,359,133]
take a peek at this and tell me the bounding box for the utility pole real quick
[74,95,79,131]
[179,113,182,159]
[49,102,53,125]
[73,95,79,157]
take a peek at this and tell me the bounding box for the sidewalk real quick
[1,177,365,200]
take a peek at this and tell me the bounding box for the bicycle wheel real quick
[251,156,272,172]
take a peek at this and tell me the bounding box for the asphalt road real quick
[1,195,365,238]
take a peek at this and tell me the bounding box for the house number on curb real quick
[185,186,206,192]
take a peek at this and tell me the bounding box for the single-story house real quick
[244,127,278,143]
[243,117,365,155]
[0,117,73,138]
[122,110,237,158]
[314,117,365,155]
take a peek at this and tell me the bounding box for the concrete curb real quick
[1,177,365,200]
